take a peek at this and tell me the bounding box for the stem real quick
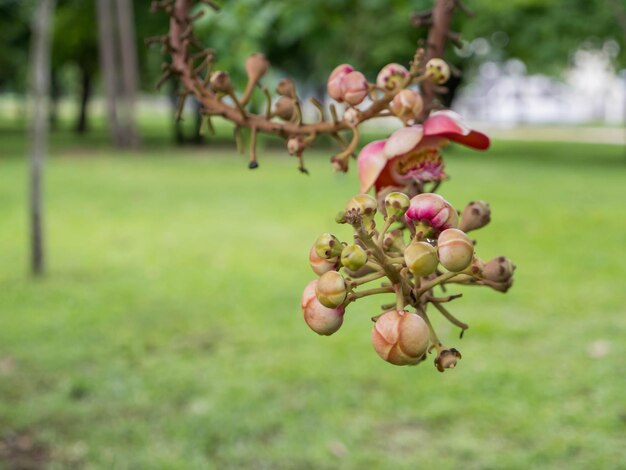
[416,271,457,298]
[395,284,405,310]
[348,271,385,287]
[376,216,395,245]
[344,286,394,307]
[418,307,443,354]
[432,302,468,331]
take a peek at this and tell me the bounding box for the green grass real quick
[1,133,625,469]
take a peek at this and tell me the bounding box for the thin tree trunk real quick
[115,0,140,147]
[29,0,56,276]
[75,65,92,134]
[96,0,122,146]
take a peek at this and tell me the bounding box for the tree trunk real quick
[115,0,140,147]
[75,64,92,134]
[96,0,122,146]
[29,0,56,276]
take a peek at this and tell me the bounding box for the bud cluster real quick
[301,190,515,372]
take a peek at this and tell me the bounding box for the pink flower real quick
[342,71,369,106]
[357,110,489,193]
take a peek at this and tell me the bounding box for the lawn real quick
[0,132,625,468]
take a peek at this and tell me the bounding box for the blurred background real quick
[1,0,625,468]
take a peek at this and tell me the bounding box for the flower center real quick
[393,147,445,182]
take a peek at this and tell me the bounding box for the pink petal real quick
[424,110,490,150]
[357,140,388,193]
[383,125,424,159]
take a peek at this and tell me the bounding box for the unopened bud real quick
[302,280,344,335]
[425,58,450,85]
[342,71,369,106]
[383,229,405,253]
[341,244,368,271]
[309,245,338,276]
[343,107,360,127]
[346,194,377,230]
[437,228,474,272]
[245,53,269,82]
[209,71,232,93]
[376,63,409,91]
[314,233,343,259]
[406,193,458,237]
[287,136,305,156]
[459,200,491,232]
[274,96,295,121]
[316,271,347,308]
[434,348,462,372]
[390,89,424,121]
[384,191,410,219]
[276,78,296,98]
[482,256,516,282]
[327,64,354,102]
[404,241,439,277]
[371,310,430,365]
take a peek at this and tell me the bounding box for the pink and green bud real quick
[315,271,347,308]
[309,245,338,276]
[384,191,410,219]
[459,200,491,232]
[340,244,368,272]
[376,63,409,91]
[425,58,450,85]
[482,256,516,282]
[302,280,344,336]
[434,348,462,372]
[327,64,354,102]
[342,71,369,106]
[314,233,343,259]
[437,228,474,272]
[390,89,424,121]
[371,310,430,366]
[404,241,439,277]
[406,193,458,236]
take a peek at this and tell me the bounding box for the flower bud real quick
[245,53,269,82]
[406,193,458,236]
[315,271,347,308]
[287,136,305,156]
[383,229,405,253]
[314,233,343,259]
[371,310,430,366]
[404,241,439,277]
[276,78,296,98]
[425,58,450,85]
[482,256,516,282]
[459,200,491,232]
[376,63,409,91]
[340,244,368,271]
[346,194,377,230]
[390,89,424,121]
[309,245,338,276]
[209,71,232,93]
[434,348,461,372]
[342,71,369,106]
[384,191,410,219]
[274,96,295,121]
[343,107,360,127]
[302,280,344,335]
[437,228,474,272]
[327,64,354,102]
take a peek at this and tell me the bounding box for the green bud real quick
[341,244,368,271]
[437,228,474,272]
[384,191,410,219]
[404,241,438,277]
[315,271,347,308]
[346,194,377,230]
[314,233,343,259]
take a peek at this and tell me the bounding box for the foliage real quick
[0,132,625,467]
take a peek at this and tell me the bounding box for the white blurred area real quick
[447,38,626,143]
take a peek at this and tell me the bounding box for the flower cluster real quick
[302,190,515,371]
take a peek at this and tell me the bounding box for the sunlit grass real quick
[0,135,625,468]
